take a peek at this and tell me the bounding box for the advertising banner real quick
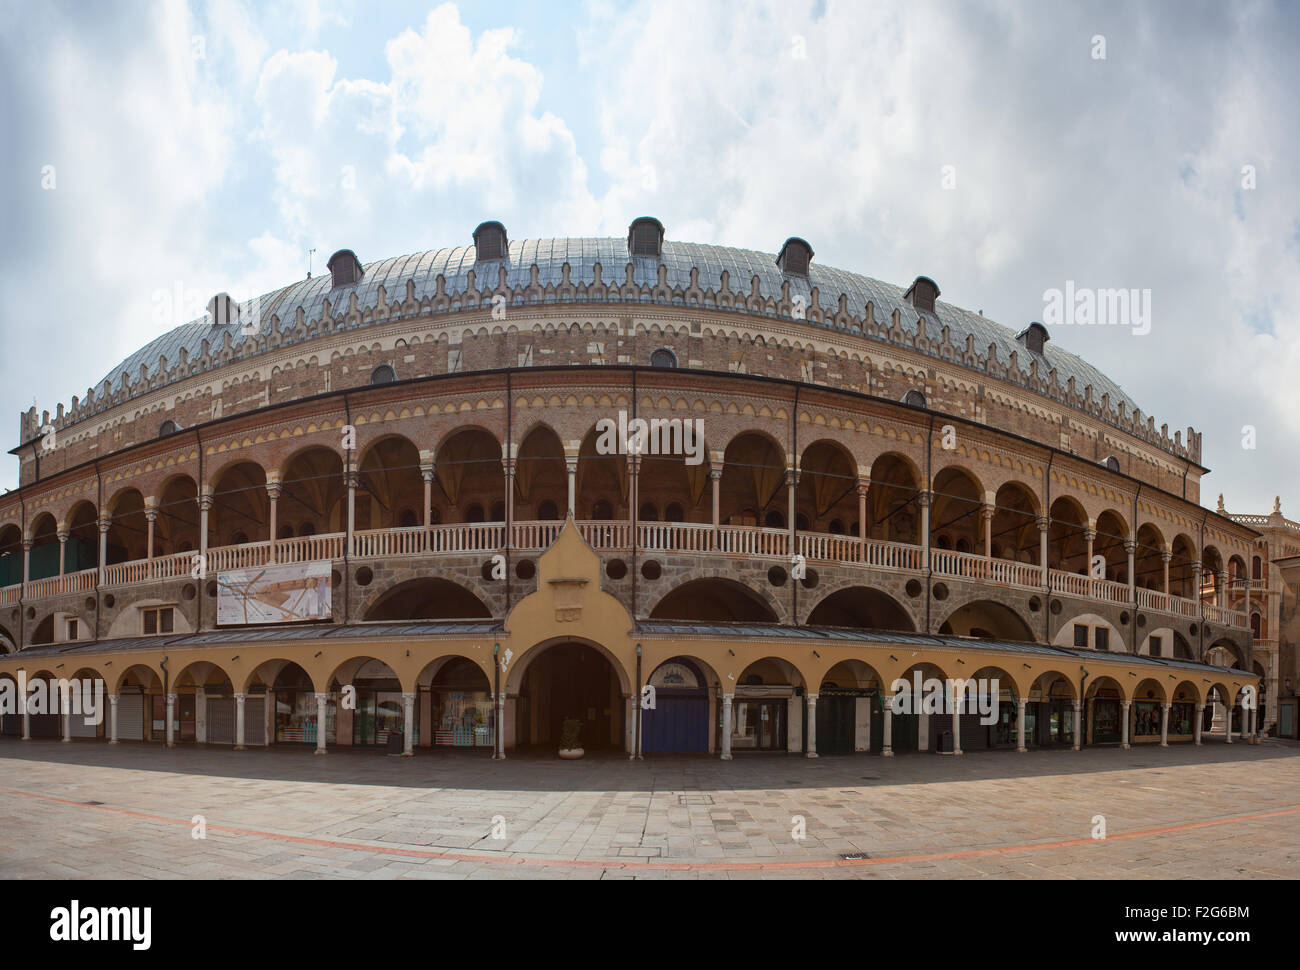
[216,560,332,626]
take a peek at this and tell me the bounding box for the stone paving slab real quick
[0,738,1297,879]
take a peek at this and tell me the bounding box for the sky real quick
[1,0,1298,514]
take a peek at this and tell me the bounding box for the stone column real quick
[198,493,212,578]
[165,692,176,747]
[709,467,722,548]
[805,693,818,758]
[21,538,31,599]
[109,693,119,743]
[882,702,894,757]
[345,466,358,557]
[1016,697,1027,753]
[1125,538,1137,599]
[98,514,111,580]
[1194,703,1204,745]
[1217,570,1229,608]
[720,693,733,760]
[951,680,963,756]
[1121,700,1131,749]
[421,467,435,551]
[1072,699,1082,751]
[857,478,869,556]
[1160,702,1170,747]
[1161,550,1171,595]
[21,681,30,739]
[145,505,158,574]
[266,480,281,563]
[920,491,933,573]
[981,504,994,559]
[57,529,68,577]
[234,692,246,750]
[401,691,415,756]
[1191,561,1202,602]
[785,467,798,551]
[496,691,506,760]
[61,682,72,742]
[1038,516,1050,588]
[1084,528,1096,583]
[314,692,328,755]
[565,457,578,518]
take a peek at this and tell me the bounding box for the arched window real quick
[277,524,295,540]
[795,512,811,531]
[650,348,677,369]
[764,510,785,529]
[490,501,506,522]
[158,419,180,438]
[466,504,485,524]
[398,508,419,528]
[232,531,249,546]
[538,500,559,521]
[592,499,614,521]
[370,364,396,385]
[828,519,845,535]
[1252,556,1263,580]
[640,502,659,521]
[902,389,926,408]
[1103,455,1121,473]
[298,522,317,537]
[664,503,685,522]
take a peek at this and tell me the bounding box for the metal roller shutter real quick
[206,698,234,744]
[245,697,266,745]
[70,708,99,739]
[117,693,144,741]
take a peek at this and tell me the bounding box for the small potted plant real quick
[559,717,584,759]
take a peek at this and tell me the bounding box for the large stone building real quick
[0,219,1264,756]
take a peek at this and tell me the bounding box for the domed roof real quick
[97,236,1141,417]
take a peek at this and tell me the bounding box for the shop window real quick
[142,606,174,636]
[1094,627,1109,651]
[1073,624,1088,648]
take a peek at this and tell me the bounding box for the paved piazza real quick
[1,739,1297,880]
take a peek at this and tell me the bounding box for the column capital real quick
[197,495,214,513]
[980,504,995,522]
[708,467,723,482]
[57,529,69,543]
[919,490,933,509]
[166,692,177,703]
[234,692,247,701]
[1036,515,1050,533]
[1124,538,1137,555]
[266,481,283,501]
[1192,560,1203,574]
[1084,528,1097,542]
[856,478,870,497]
[314,691,329,701]
[1160,550,1172,563]
[98,514,112,533]
[805,692,818,703]
[144,507,159,523]
[564,456,579,474]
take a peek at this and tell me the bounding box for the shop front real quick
[429,657,493,749]
[729,685,792,752]
[814,686,874,755]
[1091,691,1122,744]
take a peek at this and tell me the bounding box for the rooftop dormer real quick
[776,237,813,276]
[903,276,940,313]
[473,221,509,261]
[327,249,364,288]
[1016,322,1050,355]
[628,217,665,258]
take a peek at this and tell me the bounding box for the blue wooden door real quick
[643,693,708,753]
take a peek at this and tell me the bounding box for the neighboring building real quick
[0,220,1262,756]
[1225,497,1300,737]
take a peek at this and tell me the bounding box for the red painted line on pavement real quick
[1,785,1297,872]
